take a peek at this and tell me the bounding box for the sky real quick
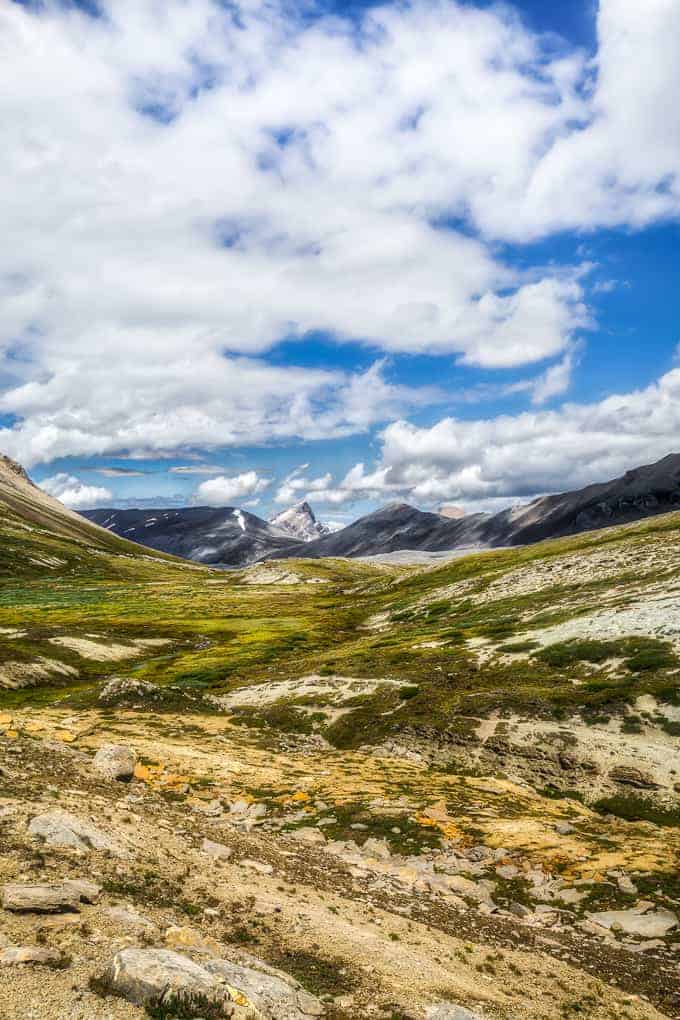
[1,0,679,524]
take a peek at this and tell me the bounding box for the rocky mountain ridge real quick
[286,452,680,560]
[83,506,304,568]
[269,501,329,542]
[82,452,680,568]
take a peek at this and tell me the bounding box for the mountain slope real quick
[0,454,181,578]
[269,501,329,542]
[84,505,303,567]
[283,452,680,559]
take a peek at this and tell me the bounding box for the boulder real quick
[206,953,324,1018]
[0,946,64,967]
[608,766,660,789]
[2,882,82,913]
[98,677,161,707]
[27,809,122,855]
[92,744,136,782]
[587,908,677,938]
[99,947,233,1014]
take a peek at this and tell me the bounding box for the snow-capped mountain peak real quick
[269,501,329,542]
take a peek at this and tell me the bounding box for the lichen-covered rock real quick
[92,743,136,781]
[27,809,122,855]
[99,948,234,1014]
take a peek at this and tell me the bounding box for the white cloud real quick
[0,358,432,467]
[195,470,269,506]
[529,344,580,406]
[0,0,677,466]
[40,473,113,509]
[170,465,227,475]
[294,367,680,508]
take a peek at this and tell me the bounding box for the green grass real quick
[4,492,680,759]
[593,794,680,828]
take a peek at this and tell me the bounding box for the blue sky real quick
[2,0,680,521]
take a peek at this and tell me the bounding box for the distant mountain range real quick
[83,506,304,568]
[80,452,680,568]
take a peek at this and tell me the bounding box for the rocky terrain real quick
[269,503,330,543]
[1,454,679,1018]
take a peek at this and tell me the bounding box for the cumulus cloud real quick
[40,473,113,509]
[195,471,269,506]
[0,357,433,467]
[0,0,677,466]
[289,367,680,508]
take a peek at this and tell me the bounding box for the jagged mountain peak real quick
[269,501,329,542]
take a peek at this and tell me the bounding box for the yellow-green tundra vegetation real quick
[0,458,679,1019]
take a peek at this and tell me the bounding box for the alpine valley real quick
[0,450,678,1020]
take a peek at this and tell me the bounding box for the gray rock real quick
[2,882,81,913]
[99,948,233,1013]
[27,809,122,855]
[554,822,575,835]
[362,838,392,860]
[98,677,160,707]
[0,946,64,967]
[201,838,233,861]
[289,827,326,846]
[106,906,155,930]
[207,954,325,1017]
[587,908,678,938]
[426,1005,484,1019]
[92,744,136,782]
[495,864,519,879]
[62,878,101,903]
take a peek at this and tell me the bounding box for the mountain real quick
[83,505,303,567]
[269,501,329,542]
[0,454,179,577]
[275,452,680,559]
[271,502,490,559]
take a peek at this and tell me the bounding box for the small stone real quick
[495,864,519,880]
[2,882,81,913]
[290,827,326,846]
[201,838,233,861]
[27,810,122,855]
[239,859,273,875]
[92,744,136,782]
[106,906,155,930]
[426,1005,485,1019]
[62,879,101,904]
[554,822,575,835]
[0,946,64,967]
